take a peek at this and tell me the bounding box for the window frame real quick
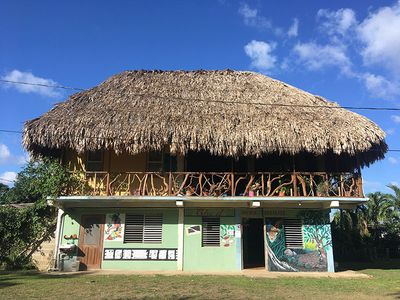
[201,217,221,247]
[86,150,104,172]
[124,214,163,244]
[283,218,304,249]
[146,151,164,172]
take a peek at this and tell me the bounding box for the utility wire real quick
[1,79,400,111]
[0,79,85,91]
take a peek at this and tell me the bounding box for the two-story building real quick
[23,70,387,272]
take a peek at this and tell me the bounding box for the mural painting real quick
[220,224,235,247]
[186,225,201,235]
[265,211,332,272]
[104,213,124,241]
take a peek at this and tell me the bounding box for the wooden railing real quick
[69,171,364,198]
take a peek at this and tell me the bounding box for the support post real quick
[177,208,184,271]
[235,208,242,271]
[53,207,65,270]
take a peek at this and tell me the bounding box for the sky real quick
[0,0,399,194]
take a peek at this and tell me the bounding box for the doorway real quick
[78,214,105,270]
[242,218,265,269]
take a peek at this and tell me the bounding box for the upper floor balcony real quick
[69,170,364,198]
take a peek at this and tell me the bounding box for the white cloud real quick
[293,42,351,72]
[0,144,11,161]
[0,171,17,186]
[388,157,399,164]
[244,40,277,72]
[0,143,28,165]
[287,18,299,37]
[391,115,400,123]
[357,2,400,77]
[238,3,282,35]
[361,73,400,100]
[317,8,357,36]
[386,128,395,135]
[1,70,61,97]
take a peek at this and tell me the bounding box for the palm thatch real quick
[23,70,387,166]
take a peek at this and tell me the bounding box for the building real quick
[23,70,387,272]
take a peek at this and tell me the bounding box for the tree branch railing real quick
[69,171,364,198]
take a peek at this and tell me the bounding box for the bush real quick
[0,158,78,270]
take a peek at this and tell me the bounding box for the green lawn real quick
[0,268,399,300]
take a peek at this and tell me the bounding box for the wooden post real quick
[106,173,110,196]
[292,173,298,197]
[127,173,131,195]
[231,173,235,196]
[94,172,97,195]
[168,172,172,196]
[339,174,344,197]
[261,174,265,196]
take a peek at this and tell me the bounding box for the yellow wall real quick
[63,150,148,173]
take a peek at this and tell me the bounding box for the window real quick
[284,219,303,248]
[86,151,104,171]
[202,217,220,247]
[124,214,162,243]
[147,150,177,172]
[147,151,163,172]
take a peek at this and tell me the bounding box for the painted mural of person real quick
[105,213,123,240]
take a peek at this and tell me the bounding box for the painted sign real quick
[104,213,124,241]
[186,225,201,235]
[103,248,178,261]
[185,208,235,217]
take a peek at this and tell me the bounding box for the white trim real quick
[57,196,368,202]
[177,208,184,271]
[53,207,64,270]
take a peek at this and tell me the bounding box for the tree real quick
[0,182,9,204]
[387,184,400,209]
[0,158,78,269]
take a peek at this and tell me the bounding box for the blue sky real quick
[0,0,399,194]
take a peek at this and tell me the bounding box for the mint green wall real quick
[61,210,81,247]
[60,208,179,271]
[183,211,238,272]
[102,208,178,271]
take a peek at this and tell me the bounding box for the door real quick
[242,218,265,268]
[79,214,105,270]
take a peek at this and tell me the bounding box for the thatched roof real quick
[23,70,387,166]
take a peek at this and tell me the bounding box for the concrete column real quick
[177,207,184,271]
[327,221,335,272]
[235,208,242,270]
[53,207,65,269]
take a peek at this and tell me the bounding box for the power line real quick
[0,79,84,91]
[0,129,23,134]
[1,79,400,111]
[1,128,399,152]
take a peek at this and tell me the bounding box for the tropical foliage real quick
[332,185,400,261]
[0,158,78,270]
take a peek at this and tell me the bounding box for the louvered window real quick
[202,217,220,247]
[124,214,162,243]
[284,219,303,248]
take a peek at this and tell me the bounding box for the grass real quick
[0,265,399,299]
